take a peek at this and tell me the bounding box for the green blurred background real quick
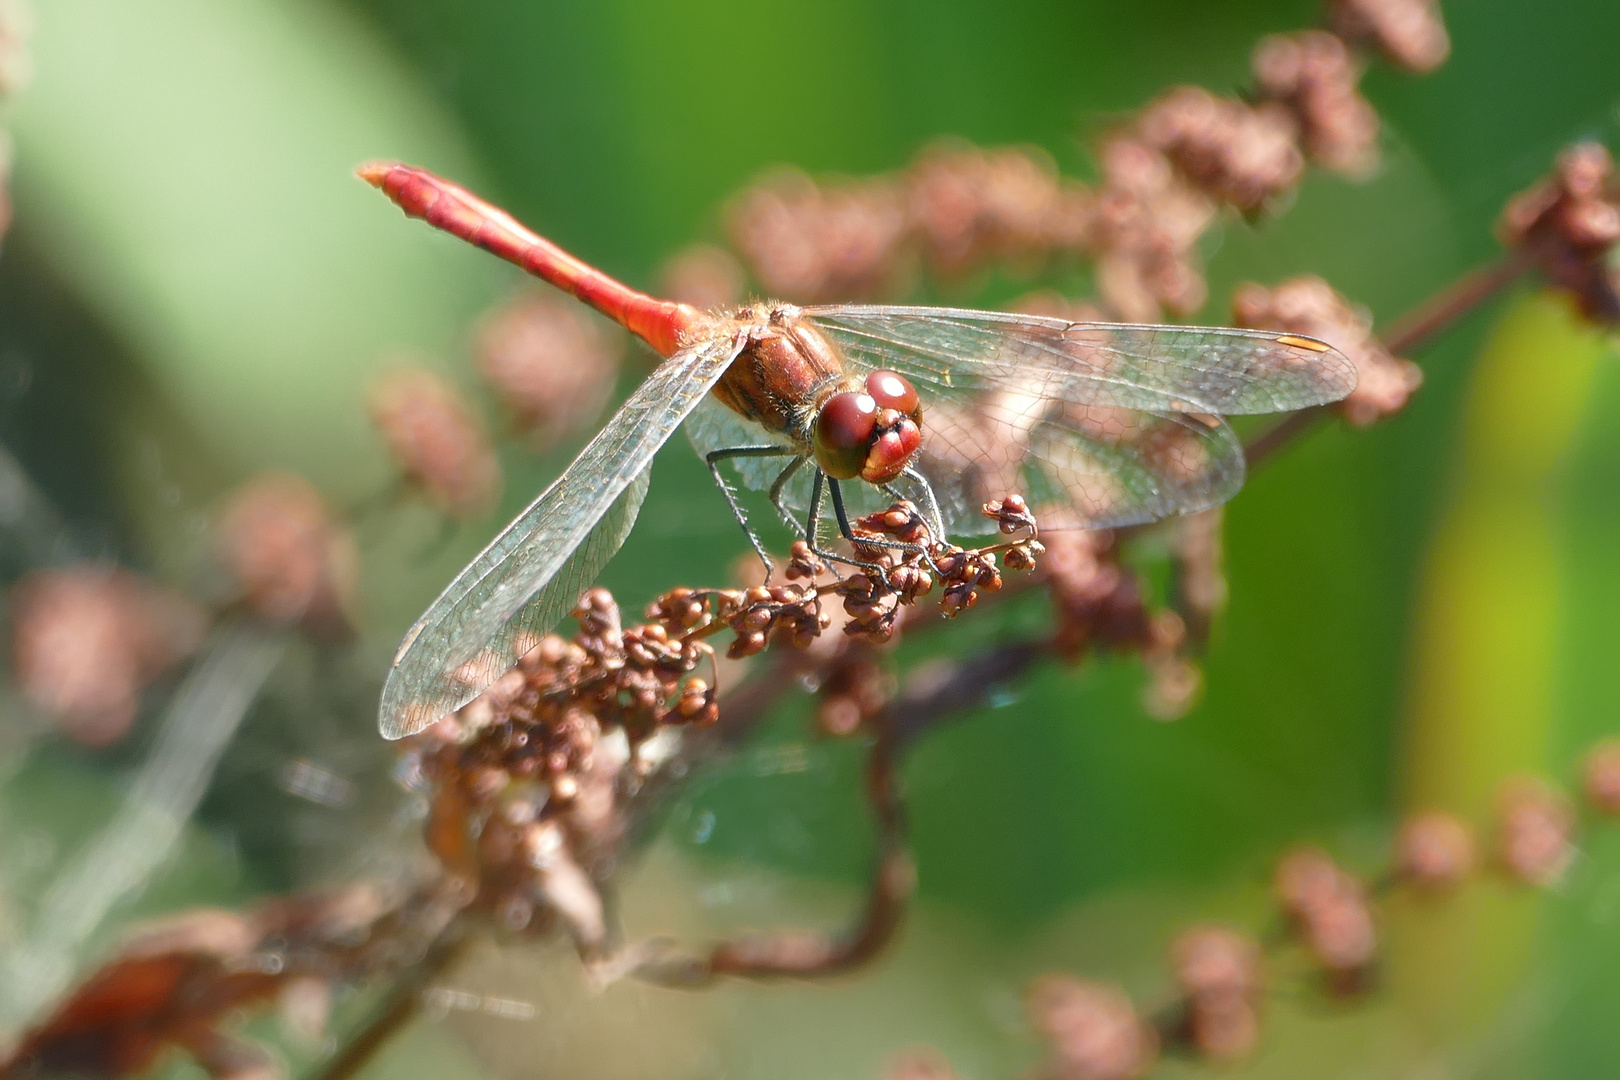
[2,0,1620,1077]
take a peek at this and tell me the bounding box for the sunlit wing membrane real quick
[801,306,1358,415]
[777,305,1354,533]
[379,334,744,739]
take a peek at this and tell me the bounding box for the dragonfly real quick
[359,163,1356,740]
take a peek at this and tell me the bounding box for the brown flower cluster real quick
[1498,141,1620,323]
[475,290,624,450]
[1274,846,1377,990]
[1494,778,1575,886]
[726,168,912,303]
[659,243,747,311]
[367,365,502,518]
[215,472,358,637]
[8,566,207,746]
[1329,0,1451,72]
[1233,275,1422,425]
[1583,740,1620,816]
[718,2,1446,324]
[1392,809,1475,889]
[1026,975,1158,1080]
[0,886,459,1080]
[1170,924,1265,1060]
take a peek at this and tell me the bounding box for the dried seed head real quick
[216,471,358,634]
[1171,924,1264,1061]
[728,168,909,303]
[1498,142,1620,323]
[1136,86,1305,212]
[1092,136,1216,321]
[1495,777,1575,886]
[1329,0,1451,73]
[1274,846,1376,985]
[1393,810,1475,889]
[475,291,623,450]
[1025,975,1158,1080]
[1233,276,1421,425]
[9,566,206,746]
[369,365,502,518]
[659,244,746,310]
[1252,31,1380,177]
[906,140,1090,279]
[1582,739,1620,816]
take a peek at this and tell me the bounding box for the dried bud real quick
[1497,142,1620,323]
[1393,810,1475,890]
[1329,0,1450,73]
[1092,136,1216,321]
[815,654,891,737]
[369,366,502,517]
[727,168,909,303]
[10,567,206,746]
[1171,924,1263,1061]
[216,471,358,634]
[647,586,709,632]
[1582,739,1620,816]
[1274,846,1376,986]
[660,244,746,310]
[906,141,1090,279]
[1495,778,1575,887]
[1136,86,1304,212]
[784,540,829,582]
[1252,31,1380,177]
[475,291,623,450]
[983,494,1037,534]
[1026,975,1158,1080]
[1233,276,1421,425]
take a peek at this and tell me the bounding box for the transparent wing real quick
[801,305,1358,415]
[380,334,743,739]
[790,305,1354,534]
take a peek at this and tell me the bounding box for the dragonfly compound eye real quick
[814,392,879,479]
[866,370,920,415]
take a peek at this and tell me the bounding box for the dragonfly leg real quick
[707,446,794,580]
[897,465,948,543]
[828,477,942,573]
[804,471,882,576]
[769,456,808,536]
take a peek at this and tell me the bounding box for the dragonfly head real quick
[812,370,923,484]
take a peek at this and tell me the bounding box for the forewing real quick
[797,306,1346,534]
[801,305,1357,415]
[379,335,743,739]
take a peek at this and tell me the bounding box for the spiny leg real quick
[899,465,948,543]
[804,470,882,575]
[706,446,793,580]
[769,456,808,537]
[830,478,941,572]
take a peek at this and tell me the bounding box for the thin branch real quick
[309,931,470,1080]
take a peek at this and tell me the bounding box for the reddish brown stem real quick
[358,162,700,356]
[1379,248,1535,356]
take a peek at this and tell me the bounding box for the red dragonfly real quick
[360,163,1355,740]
